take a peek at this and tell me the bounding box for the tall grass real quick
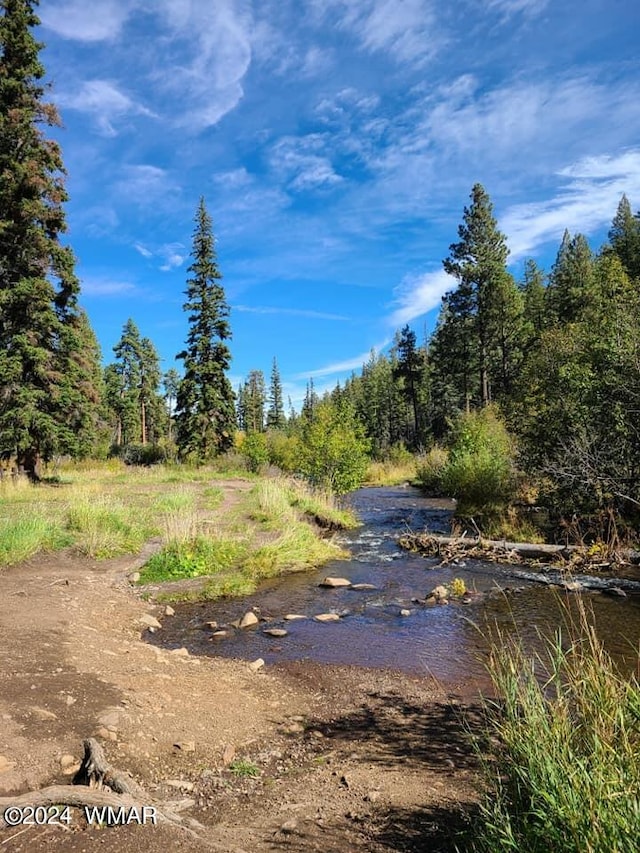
[250,525,349,578]
[66,497,155,557]
[0,514,71,565]
[473,600,640,853]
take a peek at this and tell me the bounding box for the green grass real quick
[66,497,155,557]
[0,514,72,565]
[248,475,359,530]
[228,759,260,778]
[139,536,247,583]
[364,458,418,486]
[473,599,640,853]
[250,524,349,579]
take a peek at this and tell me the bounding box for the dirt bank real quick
[0,484,481,852]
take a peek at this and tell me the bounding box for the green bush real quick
[441,408,515,513]
[474,601,640,853]
[298,401,370,495]
[241,432,269,473]
[265,430,301,473]
[415,446,449,492]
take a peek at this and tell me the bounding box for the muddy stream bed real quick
[153,486,640,688]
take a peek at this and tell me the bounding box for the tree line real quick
[2,2,639,529]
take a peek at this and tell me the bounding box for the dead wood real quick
[0,738,245,850]
[398,532,640,568]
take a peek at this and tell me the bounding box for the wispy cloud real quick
[234,305,349,321]
[40,0,134,41]
[389,270,454,327]
[152,0,253,129]
[501,150,640,258]
[82,277,136,297]
[270,135,343,192]
[114,165,179,208]
[486,0,549,19]
[59,80,156,136]
[301,341,392,379]
[315,0,444,65]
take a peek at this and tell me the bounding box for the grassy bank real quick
[472,600,640,853]
[0,465,355,593]
[140,475,355,601]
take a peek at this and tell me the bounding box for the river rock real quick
[239,611,259,628]
[205,620,219,630]
[139,614,162,630]
[211,630,229,639]
[603,587,627,598]
[264,628,288,637]
[350,583,378,591]
[284,614,307,621]
[314,613,341,622]
[399,609,411,617]
[164,605,176,617]
[248,658,265,673]
[427,585,449,602]
[320,577,352,588]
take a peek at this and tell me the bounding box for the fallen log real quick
[399,532,640,567]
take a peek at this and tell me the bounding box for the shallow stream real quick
[155,486,640,688]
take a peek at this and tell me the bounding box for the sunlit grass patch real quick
[0,514,71,566]
[249,524,348,579]
[139,536,247,583]
[365,459,418,486]
[66,497,154,558]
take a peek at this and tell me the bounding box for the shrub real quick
[266,430,301,474]
[241,432,269,473]
[441,408,515,514]
[140,536,246,582]
[415,446,449,493]
[298,401,370,495]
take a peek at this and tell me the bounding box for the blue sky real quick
[37,0,640,406]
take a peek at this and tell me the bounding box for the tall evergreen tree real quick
[162,368,180,444]
[0,0,100,477]
[393,325,428,448]
[547,231,594,323]
[175,198,235,460]
[111,319,143,446]
[266,357,286,430]
[608,194,640,281]
[242,369,266,433]
[442,183,510,408]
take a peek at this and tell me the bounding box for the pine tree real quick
[162,368,180,444]
[266,357,286,430]
[0,0,101,477]
[547,231,594,323]
[393,325,427,448]
[443,183,510,408]
[175,198,235,460]
[242,369,266,433]
[112,319,142,446]
[608,194,640,281]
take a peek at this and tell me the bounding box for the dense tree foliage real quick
[175,199,235,461]
[0,0,101,477]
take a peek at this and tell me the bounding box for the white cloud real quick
[59,80,156,136]
[316,0,444,65]
[114,165,179,208]
[234,305,349,321]
[302,340,392,378]
[153,0,253,129]
[40,0,134,41]
[134,242,153,259]
[270,135,343,192]
[486,0,549,19]
[501,150,640,258]
[389,270,454,327]
[82,277,136,297]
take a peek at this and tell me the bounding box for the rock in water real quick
[314,613,341,622]
[239,611,259,628]
[264,628,288,637]
[319,577,352,588]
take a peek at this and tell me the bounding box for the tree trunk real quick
[18,447,41,482]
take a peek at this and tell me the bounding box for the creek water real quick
[155,486,640,688]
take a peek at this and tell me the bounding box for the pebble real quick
[239,611,259,629]
[284,614,307,621]
[164,605,176,617]
[314,613,341,623]
[263,628,288,638]
[139,614,162,629]
[248,658,265,673]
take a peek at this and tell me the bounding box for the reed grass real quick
[473,599,640,853]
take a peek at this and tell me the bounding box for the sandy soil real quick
[0,482,481,852]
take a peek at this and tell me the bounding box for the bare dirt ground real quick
[0,482,481,852]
